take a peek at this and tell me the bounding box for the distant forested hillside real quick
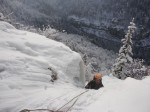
[0,0,150,63]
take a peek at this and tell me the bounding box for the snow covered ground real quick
[0,21,150,112]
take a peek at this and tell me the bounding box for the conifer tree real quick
[112,18,136,79]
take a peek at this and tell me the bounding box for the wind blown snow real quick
[0,21,150,112]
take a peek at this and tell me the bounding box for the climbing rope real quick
[20,108,62,112]
[65,98,78,112]
[56,90,89,112]
[20,90,89,112]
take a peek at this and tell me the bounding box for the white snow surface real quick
[0,22,150,112]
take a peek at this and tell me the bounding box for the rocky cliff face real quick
[0,0,150,63]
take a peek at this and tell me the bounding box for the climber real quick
[85,73,104,90]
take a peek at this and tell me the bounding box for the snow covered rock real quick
[0,21,85,86]
[0,21,86,111]
[0,21,15,30]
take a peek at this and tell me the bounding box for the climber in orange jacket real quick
[85,73,104,90]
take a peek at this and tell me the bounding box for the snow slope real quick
[85,76,150,112]
[0,21,150,112]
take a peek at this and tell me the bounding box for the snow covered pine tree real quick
[112,18,136,79]
[123,59,149,79]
